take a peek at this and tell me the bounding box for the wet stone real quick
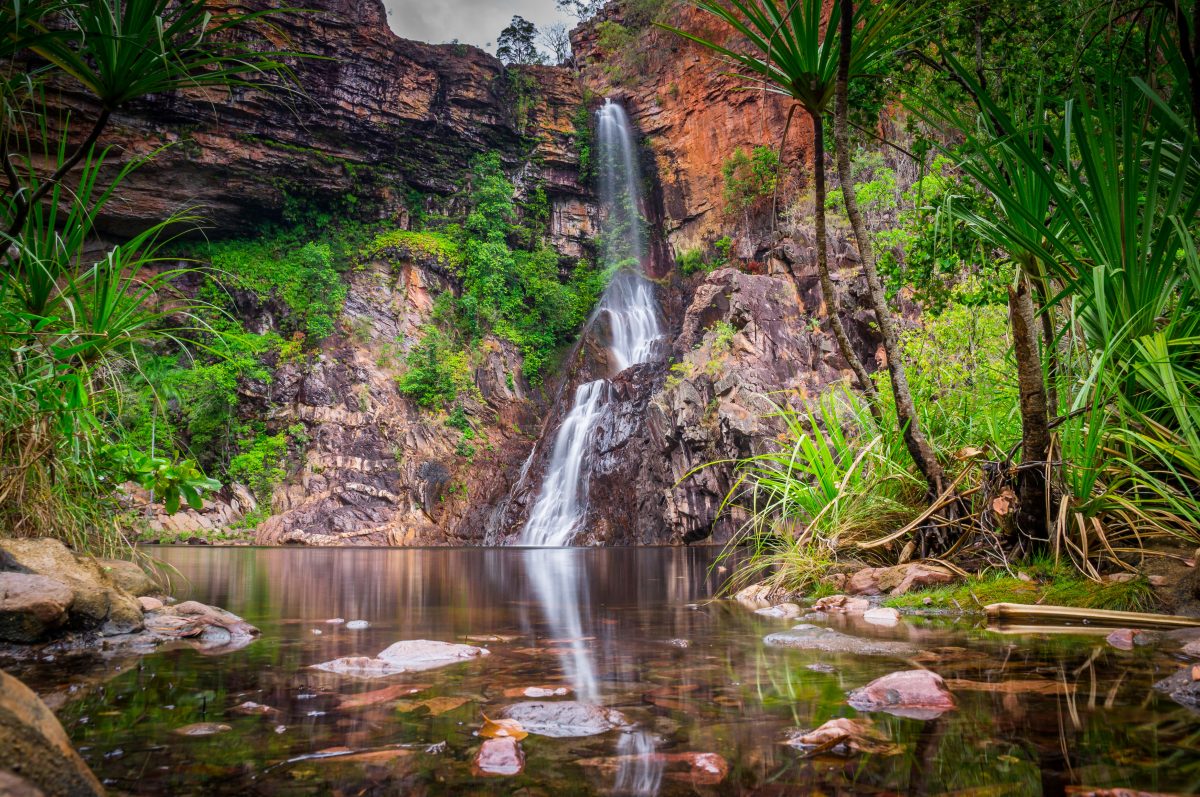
[1154,666,1200,711]
[313,640,489,678]
[473,737,524,776]
[847,670,957,720]
[498,701,628,738]
[764,624,917,657]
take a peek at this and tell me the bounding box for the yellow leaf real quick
[480,713,528,741]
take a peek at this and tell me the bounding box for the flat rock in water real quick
[764,624,916,657]
[756,603,802,619]
[473,737,524,776]
[498,701,628,738]
[1154,666,1200,710]
[863,607,902,626]
[502,686,571,698]
[847,670,957,720]
[313,640,488,678]
[345,620,369,630]
[173,722,232,737]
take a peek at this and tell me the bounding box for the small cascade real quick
[517,99,662,547]
[521,381,610,547]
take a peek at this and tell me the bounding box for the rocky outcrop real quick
[249,253,539,546]
[0,670,105,797]
[57,0,594,254]
[0,539,144,640]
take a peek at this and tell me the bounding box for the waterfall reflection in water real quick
[17,547,1200,796]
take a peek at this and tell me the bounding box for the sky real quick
[381,0,575,54]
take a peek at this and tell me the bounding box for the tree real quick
[556,0,606,21]
[497,16,545,65]
[540,22,572,65]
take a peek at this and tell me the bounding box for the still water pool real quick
[10,546,1200,795]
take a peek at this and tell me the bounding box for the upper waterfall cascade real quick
[518,100,663,547]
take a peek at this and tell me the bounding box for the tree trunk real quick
[1009,274,1051,551]
[835,0,945,499]
[809,111,880,418]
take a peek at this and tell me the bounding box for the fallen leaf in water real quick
[231,701,278,716]
[463,634,518,644]
[784,718,901,755]
[480,714,529,741]
[331,748,414,765]
[394,696,470,716]
[338,684,426,709]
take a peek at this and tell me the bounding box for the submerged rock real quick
[764,624,916,657]
[576,751,729,786]
[498,701,628,738]
[847,670,957,720]
[473,737,524,776]
[312,639,489,678]
[0,670,104,797]
[1154,666,1200,710]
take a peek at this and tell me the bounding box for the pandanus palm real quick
[661,0,949,502]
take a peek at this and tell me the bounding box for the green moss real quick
[364,229,463,270]
[883,561,1158,613]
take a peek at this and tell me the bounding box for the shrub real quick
[722,146,780,214]
[396,328,475,409]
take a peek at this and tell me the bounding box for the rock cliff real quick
[107,0,881,547]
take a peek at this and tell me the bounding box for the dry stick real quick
[985,602,1200,629]
[836,0,943,495]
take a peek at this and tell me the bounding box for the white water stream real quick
[519,99,662,547]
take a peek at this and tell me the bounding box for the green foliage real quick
[364,229,463,270]
[0,0,296,551]
[677,248,709,277]
[571,105,595,184]
[227,432,289,526]
[722,146,779,214]
[200,230,349,342]
[884,558,1158,613]
[396,328,475,410]
[710,320,736,356]
[496,15,544,65]
[596,21,635,55]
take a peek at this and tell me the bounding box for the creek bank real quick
[0,538,258,660]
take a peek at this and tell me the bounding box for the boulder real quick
[755,603,802,619]
[0,573,73,643]
[847,670,957,720]
[0,539,142,636]
[764,624,916,657]
[784,717,900,755]
[96,559,158,597]
[863,607,902,626]
[0,670,104,796]
[0,770,45,797]
[137,596,164,613]
[846,563,957,596]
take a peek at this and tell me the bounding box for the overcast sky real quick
[381,0,575,53]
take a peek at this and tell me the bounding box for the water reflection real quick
[9,546,1200,796]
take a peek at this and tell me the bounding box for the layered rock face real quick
[89,0,882,546]
[68,0,594,254]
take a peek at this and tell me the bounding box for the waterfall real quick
[518,99,662,547]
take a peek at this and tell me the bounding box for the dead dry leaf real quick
[480,713,529,741]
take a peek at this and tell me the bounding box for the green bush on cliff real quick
[364,229,463,270]
[397,327,476,409]
[201,230,350,342]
